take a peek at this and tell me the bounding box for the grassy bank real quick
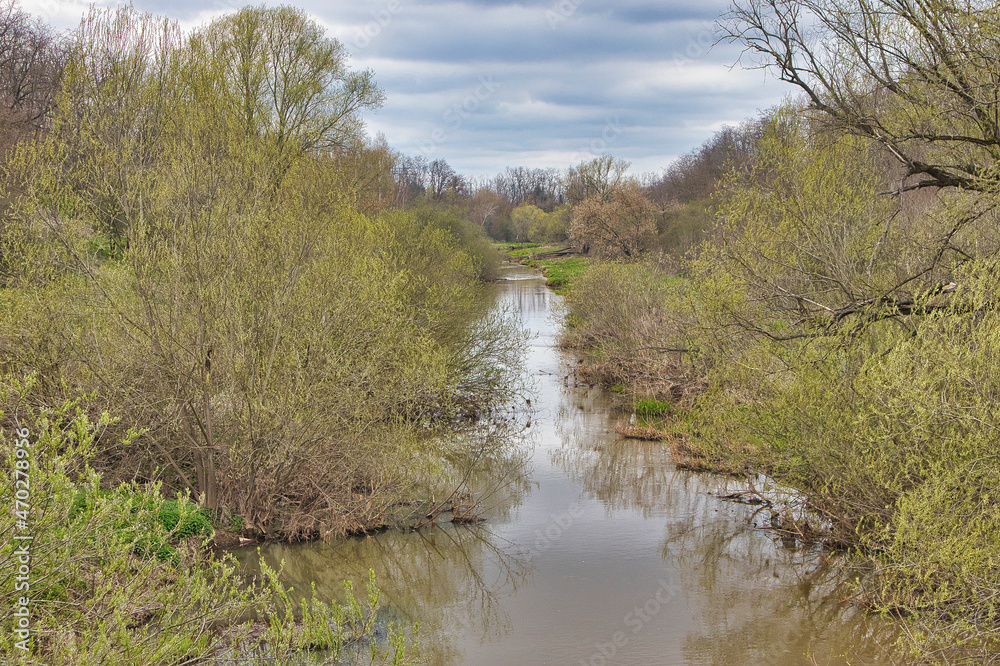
[498,242,543,258]
[0,387,412,664]
[560,262,1000,662]
[527,257,588,292]
[500,243,590,292]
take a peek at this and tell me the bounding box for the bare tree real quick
[570,181,658,258]
[565,155,630,204]
[720,0,1000,195]
[645,119,764,207]
[0,0,64,150]
[428,158,465,199]
[392,153,428,205]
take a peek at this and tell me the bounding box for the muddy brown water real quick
[237,264,902,665]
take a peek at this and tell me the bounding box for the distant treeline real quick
[382,122,767,258]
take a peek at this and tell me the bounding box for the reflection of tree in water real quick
[238,419,536,666]
[656,489,903,664]
[548,372,904,663]
[242,522,531,665]
[503,277,554,327]
[415,417,536,525]
[549,377,748,516]
[553,435,687,516]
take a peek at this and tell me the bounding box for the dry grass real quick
[667,436,747,476]
[615,424,665,440]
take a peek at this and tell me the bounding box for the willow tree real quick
[193,5,384,191]
[29,4,383,245]
[705,106,908,338]
[7,5,518,538]
[570,181,658,258]
[719,0,1000,330]
[689,102,1000,659]
[705,7,1000,652]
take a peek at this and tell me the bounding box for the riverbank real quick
[236,262,904,664]
[499,242,589,292]
[0,398,413,664]
[555,255,1000,663]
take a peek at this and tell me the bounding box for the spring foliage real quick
[564,100,1000,661]
[0,4,521,541]
[0,379,411,663]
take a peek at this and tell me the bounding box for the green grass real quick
[497,242,563,259]
[529,257,589,292]
[496,241,538,255]
[635,397,673,418]
[508,245,547,258]
[70,488,215,561]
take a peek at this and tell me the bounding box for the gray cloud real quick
[22,0,794,177]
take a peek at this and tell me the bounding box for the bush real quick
[2,5,521,541]
[562,259,699,400]
[0,378,413,664]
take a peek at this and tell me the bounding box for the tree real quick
[491,166,564,209]
[720,0,1000,195]
[643,117,766,254]
[529,204,570,243]
[328,133,396,216]
[34,6,182,242]
[9,5,519,537]
[719,0,1000,331]
[569,181,658,258]
[193,5,384,189]
[28,4,383,245]
[0,0,63,149]
[645,120,763,206]
[392,152,429,205]
[565,155,630,204]
[706,105,907,338]
[509,203,545,242]
[428,157,465,199]
[468,187,501,225]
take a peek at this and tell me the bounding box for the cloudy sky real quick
[23,0,795,178]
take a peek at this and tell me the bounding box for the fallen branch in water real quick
[718,490,767,505]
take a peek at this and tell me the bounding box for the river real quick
[237,263,901,665]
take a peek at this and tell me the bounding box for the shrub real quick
[0,377,413,664]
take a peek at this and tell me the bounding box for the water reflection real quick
[240,523,528,665]
[237,264,903,665]
[414,418,535,527]
[662,497,901,664]
[551,352,901,663]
